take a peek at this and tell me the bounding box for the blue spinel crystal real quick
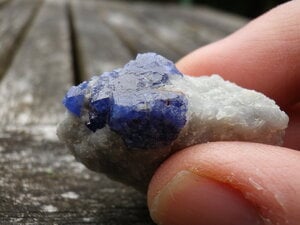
[109,90,187,149]
[58,52,289,192]
[63,81,88,116]
[62,53,188,149]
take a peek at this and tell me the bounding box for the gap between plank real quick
[66,0,84,85]
[0,1,42,81]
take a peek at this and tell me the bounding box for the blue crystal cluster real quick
[63,53,188,149]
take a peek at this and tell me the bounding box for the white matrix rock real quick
[57,74,288,192]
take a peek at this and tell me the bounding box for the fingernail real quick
[149,170,263,225]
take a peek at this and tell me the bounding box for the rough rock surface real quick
[57,53,289,192]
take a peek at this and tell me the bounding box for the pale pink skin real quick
[147,1,300,225]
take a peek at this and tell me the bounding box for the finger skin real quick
[148,142,300,225]
[176,0,300,149]
[176,1,300,108]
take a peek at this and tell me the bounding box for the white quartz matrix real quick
[170,75,288,148]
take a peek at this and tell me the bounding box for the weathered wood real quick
[132,2,212,55]
[132,2,248,54]
[97,0,247,60]
[0,0,40,78]
[98,1,181,62]
[70,0,132,79]
[168,4,248,37]
[0,0,72,126]
[0,129,154,224]
[97,0,190,56]
[169,3,248,44]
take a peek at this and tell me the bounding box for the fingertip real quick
[148,142,300,225]
[148,169,263,225]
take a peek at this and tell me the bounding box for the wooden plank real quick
[0,130,154,224]
[168,4,248,35]
[131,2,209,55]
[132,2,248,54]
[97,1,181,62]
[0,0,40,78]
[0,0,72,127]
[96,1,247,59]
[71,0,132,79]
[70,0,132,79]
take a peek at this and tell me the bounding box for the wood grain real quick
[0,129,154,224]
[0,0,72,126]
[132,2,248,54]
[70,0,132,79]
[0,0,40,78]
[98,1,181,62]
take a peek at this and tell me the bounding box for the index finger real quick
[176,1,300,108]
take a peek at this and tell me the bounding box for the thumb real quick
[147,142,300,225]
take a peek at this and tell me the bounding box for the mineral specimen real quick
[57,53,289,192]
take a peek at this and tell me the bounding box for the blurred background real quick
[126,0,288,18]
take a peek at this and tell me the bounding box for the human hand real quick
[147,1,300,225]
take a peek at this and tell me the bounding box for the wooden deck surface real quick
[0,0,247,224]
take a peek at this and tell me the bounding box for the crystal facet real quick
[63,81,88,116]
[109,90,187,149]
[62,53,187,149]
